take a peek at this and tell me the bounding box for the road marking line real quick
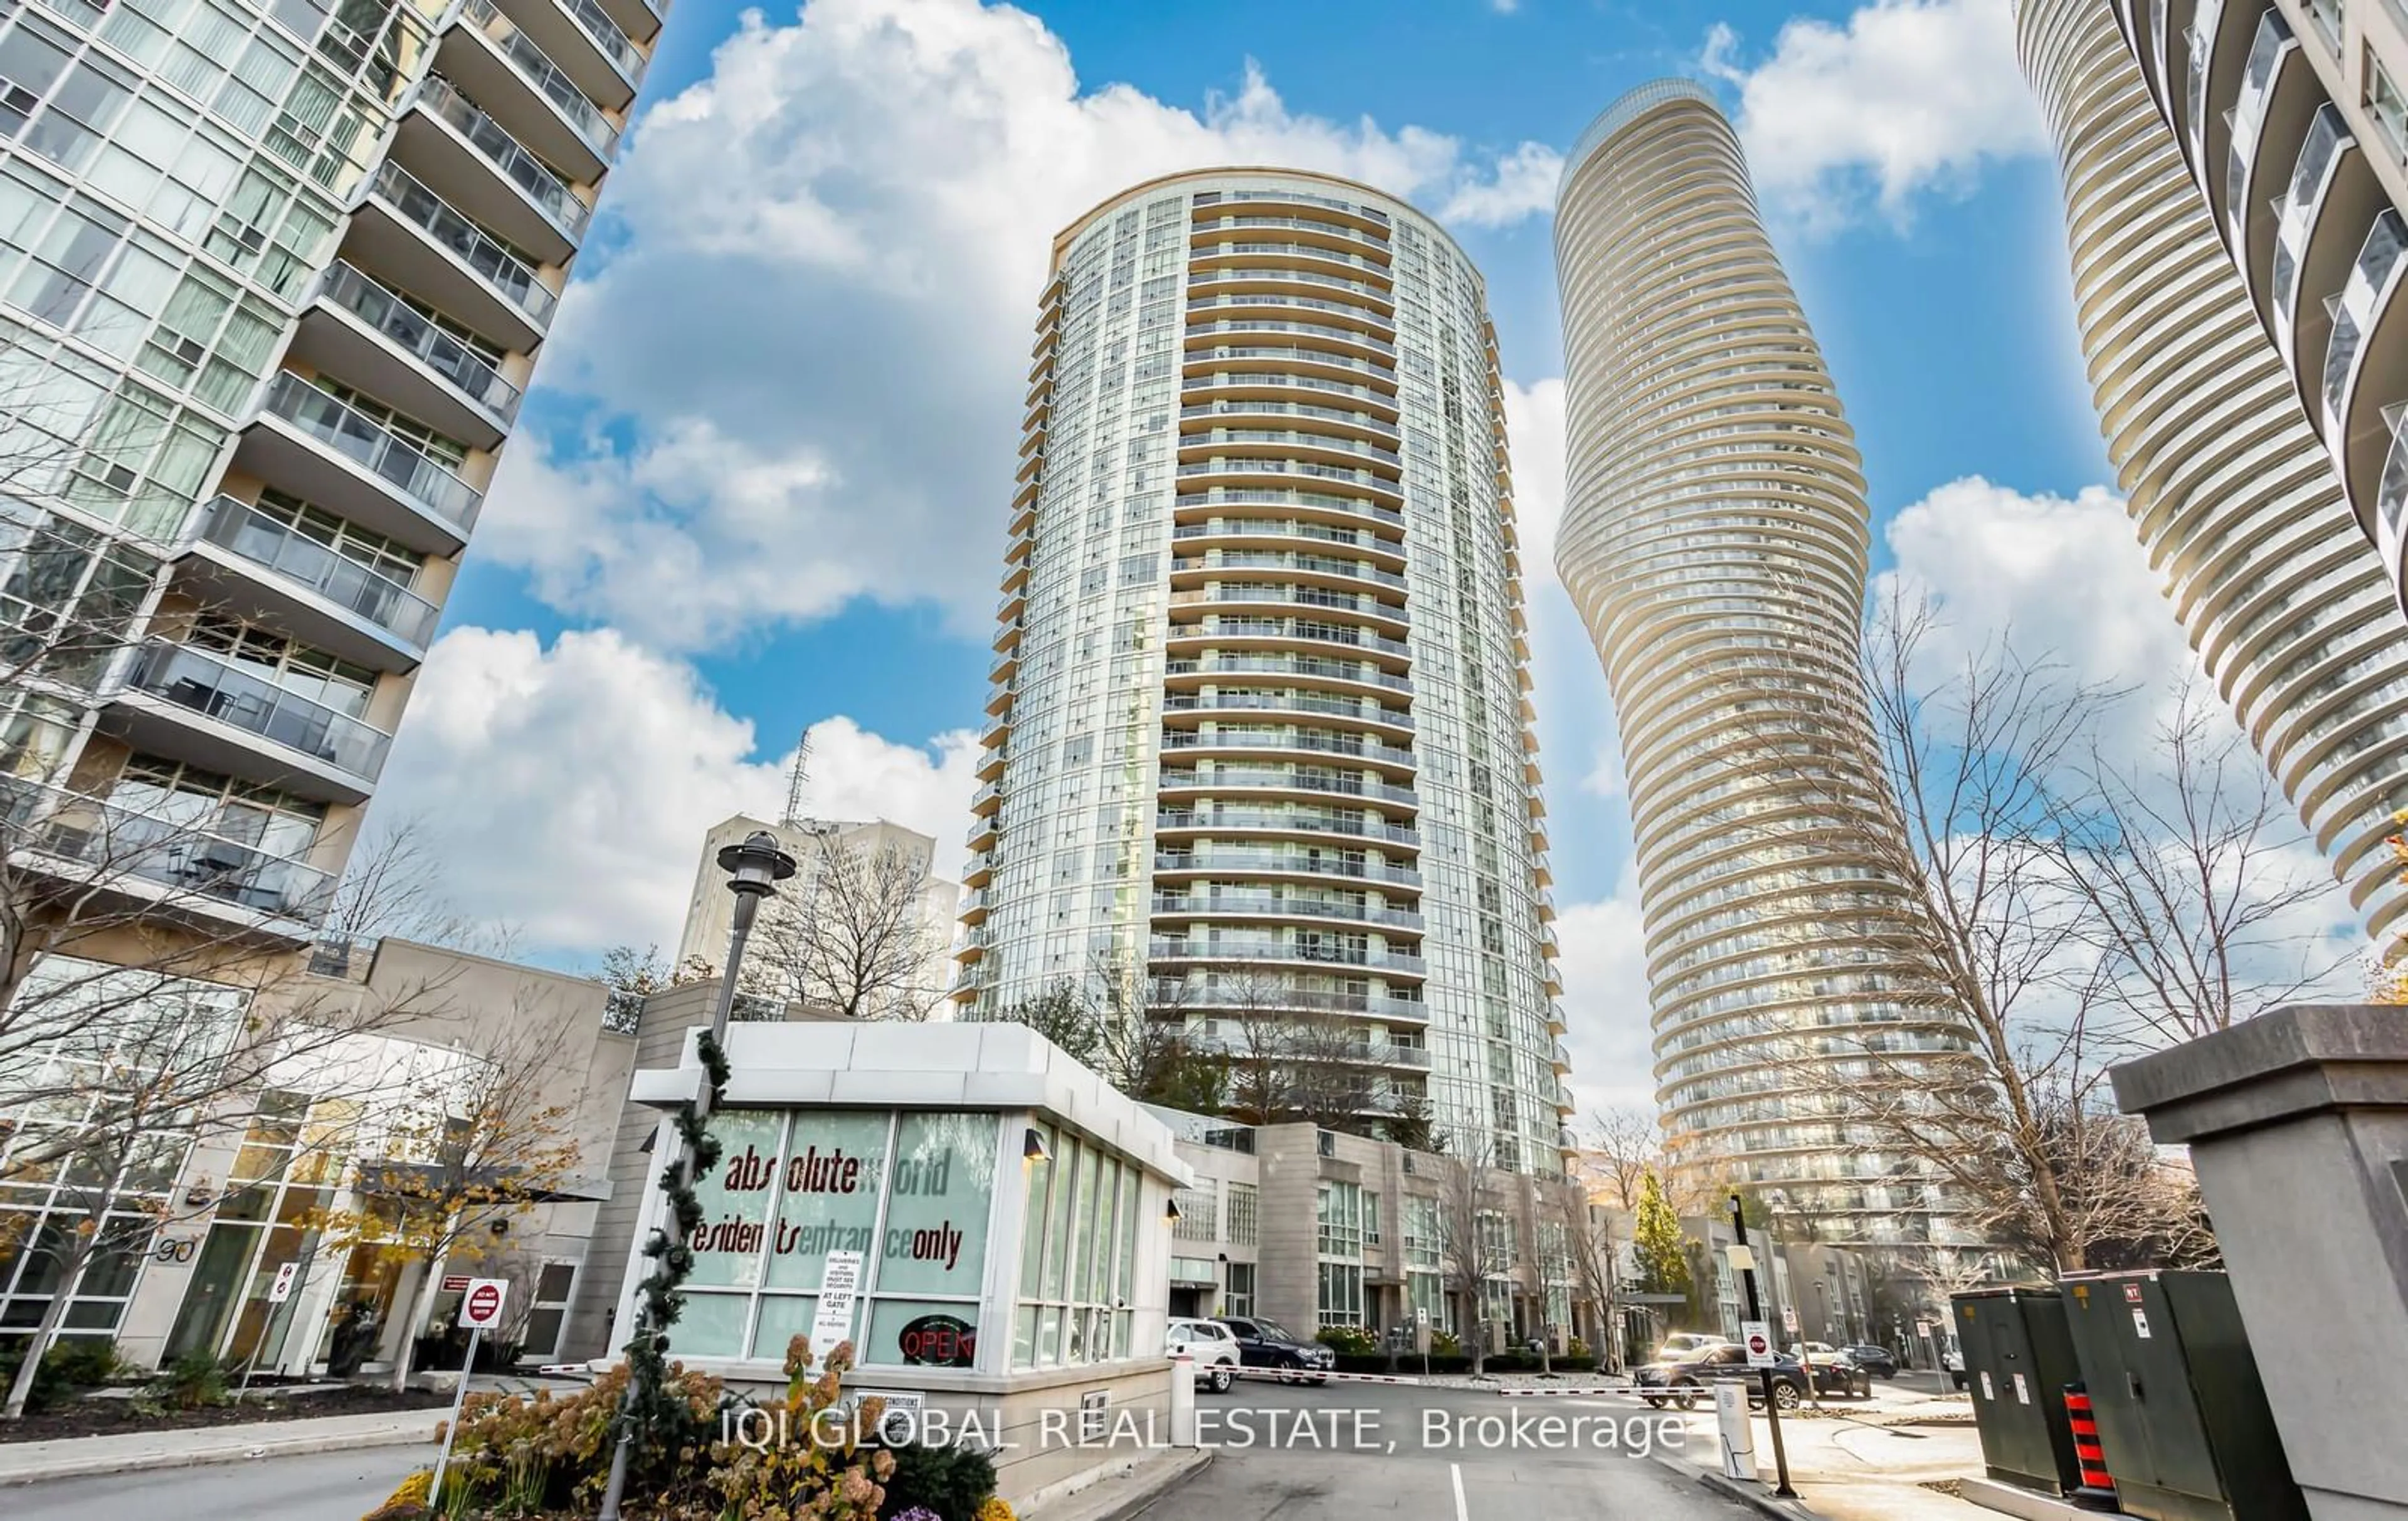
[1450,1460,1469,1521]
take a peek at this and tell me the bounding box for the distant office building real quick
[677,813,961,1021]
[1553,80,1973,1243]
[2019,0,2408,940]
[958,168,1571,1173]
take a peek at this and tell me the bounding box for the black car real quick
[1843,1344,1898,1379]
[1631,1345,1862,1409]
[1214,1315,1334,1384]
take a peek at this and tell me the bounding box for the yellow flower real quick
[978,1498,1018,1521]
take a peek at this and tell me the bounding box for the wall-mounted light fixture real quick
[1024,1128,1051,1164]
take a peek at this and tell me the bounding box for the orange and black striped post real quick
[2064,1382,2120,1512]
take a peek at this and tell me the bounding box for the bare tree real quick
[304,1008,585,1392]
[1728,593,2340,1275]
[1553,1180,1620,1369]
[2049,692,2348,1047]
[744,838,947,1019]
[1435,1137,1507,1376]
[1578,1105,1667,1212]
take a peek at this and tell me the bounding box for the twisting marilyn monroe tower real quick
[1555,81,1967,1243]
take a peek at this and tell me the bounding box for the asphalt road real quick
[1148,1379,1755,1520]
[3,1443,434,1521]
[1,1380,1751,1521]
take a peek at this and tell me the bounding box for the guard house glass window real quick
[1013,1124,1143,1369]
[673,1108,1000,1367]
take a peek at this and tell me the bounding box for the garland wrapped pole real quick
[598,830,796,1521]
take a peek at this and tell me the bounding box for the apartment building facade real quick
[2019,0,2408,940]
[1552,80,1976,1244]
[0,0,656,937]
[955,168,1571,1176]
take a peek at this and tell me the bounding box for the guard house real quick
[615,1021,1194,1505]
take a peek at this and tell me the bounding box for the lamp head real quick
[719,829,798,899]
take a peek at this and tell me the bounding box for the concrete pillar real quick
[2112,1005,2408,1520]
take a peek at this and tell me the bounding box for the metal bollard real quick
[1714,1382,1757,1482]
[1169,1354,1197,1448]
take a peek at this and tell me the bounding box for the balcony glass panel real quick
[2186,0,2227,160]
[418,75,592,239]
[124,641,393,781]
[559,0,646,85]
[2273,105,2348,321]
[2224,11,2292,241]
[194,495,440,650]
[2323,210,2408,431]
[2380,408,2408,539]
[367,161,557,328]
[460,0,621,157]
[259,372,484,533]
[318,262,522,419]
[0,774,333,921]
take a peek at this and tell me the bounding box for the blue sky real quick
[371,0,2254,1108]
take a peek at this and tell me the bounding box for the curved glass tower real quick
[2019,0,2408,940]
[958,169,1570,1174]
[1555,81,1965,1241]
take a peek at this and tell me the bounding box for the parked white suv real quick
[1167,1317,1240,1393]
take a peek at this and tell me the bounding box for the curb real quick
[1022,1446,1213,1521]
[1649,1455,1825,1520]
[0,1418,441,1487]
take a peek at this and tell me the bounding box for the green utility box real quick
[1952,1286,2084,1495]
[2061,1271,2305,1521]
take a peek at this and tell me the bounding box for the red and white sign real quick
[459,1277,509,1331]
[2123,1283,2144,1305]
[268,1261,301,1303]
[441,1274,471,1293]
[1741,1320,1774,1367]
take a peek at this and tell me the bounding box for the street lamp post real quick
[596,831,796,1521]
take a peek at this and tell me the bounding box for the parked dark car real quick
[1843,1344,1898,1379]
[1215,1315,1333,1384]
[1631,1344,1866,1408]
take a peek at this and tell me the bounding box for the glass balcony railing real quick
[2186,0,2226,163]
[259,372,484,534]
[2225,10,2291,243]
[2272,105,2348,326]
[0,773,334,922]
[2375,409,2408,559]
[366,161,557,329]
[123,641,393,781]
[2323,210,2407,435]
[558,0,646,85]
[317,261,522,419]
[417,74,592,241]
[459,0,621,159]
[193,495,441,650]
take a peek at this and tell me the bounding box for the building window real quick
[675,1108,1001,1368]
[2368,43,2408,155]
[1171,1184,1216,1242]
[1224,1260,1255,1318]
[0,956,248,1342]
[1316,1181,1363,1258]
[1224,1181,1258,1245]
[1318,1261,1364,1328]
[2308,0,2344,49]
[1012,1122,1140,1369]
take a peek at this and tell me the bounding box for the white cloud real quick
[485,0,1561,651]
[1702,0,2046,231]
[371,628,978,954]
[1552,875,1659,1117]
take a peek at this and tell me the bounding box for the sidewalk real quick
[0,1408,443,1487]
[1657,1391,1994,1521]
